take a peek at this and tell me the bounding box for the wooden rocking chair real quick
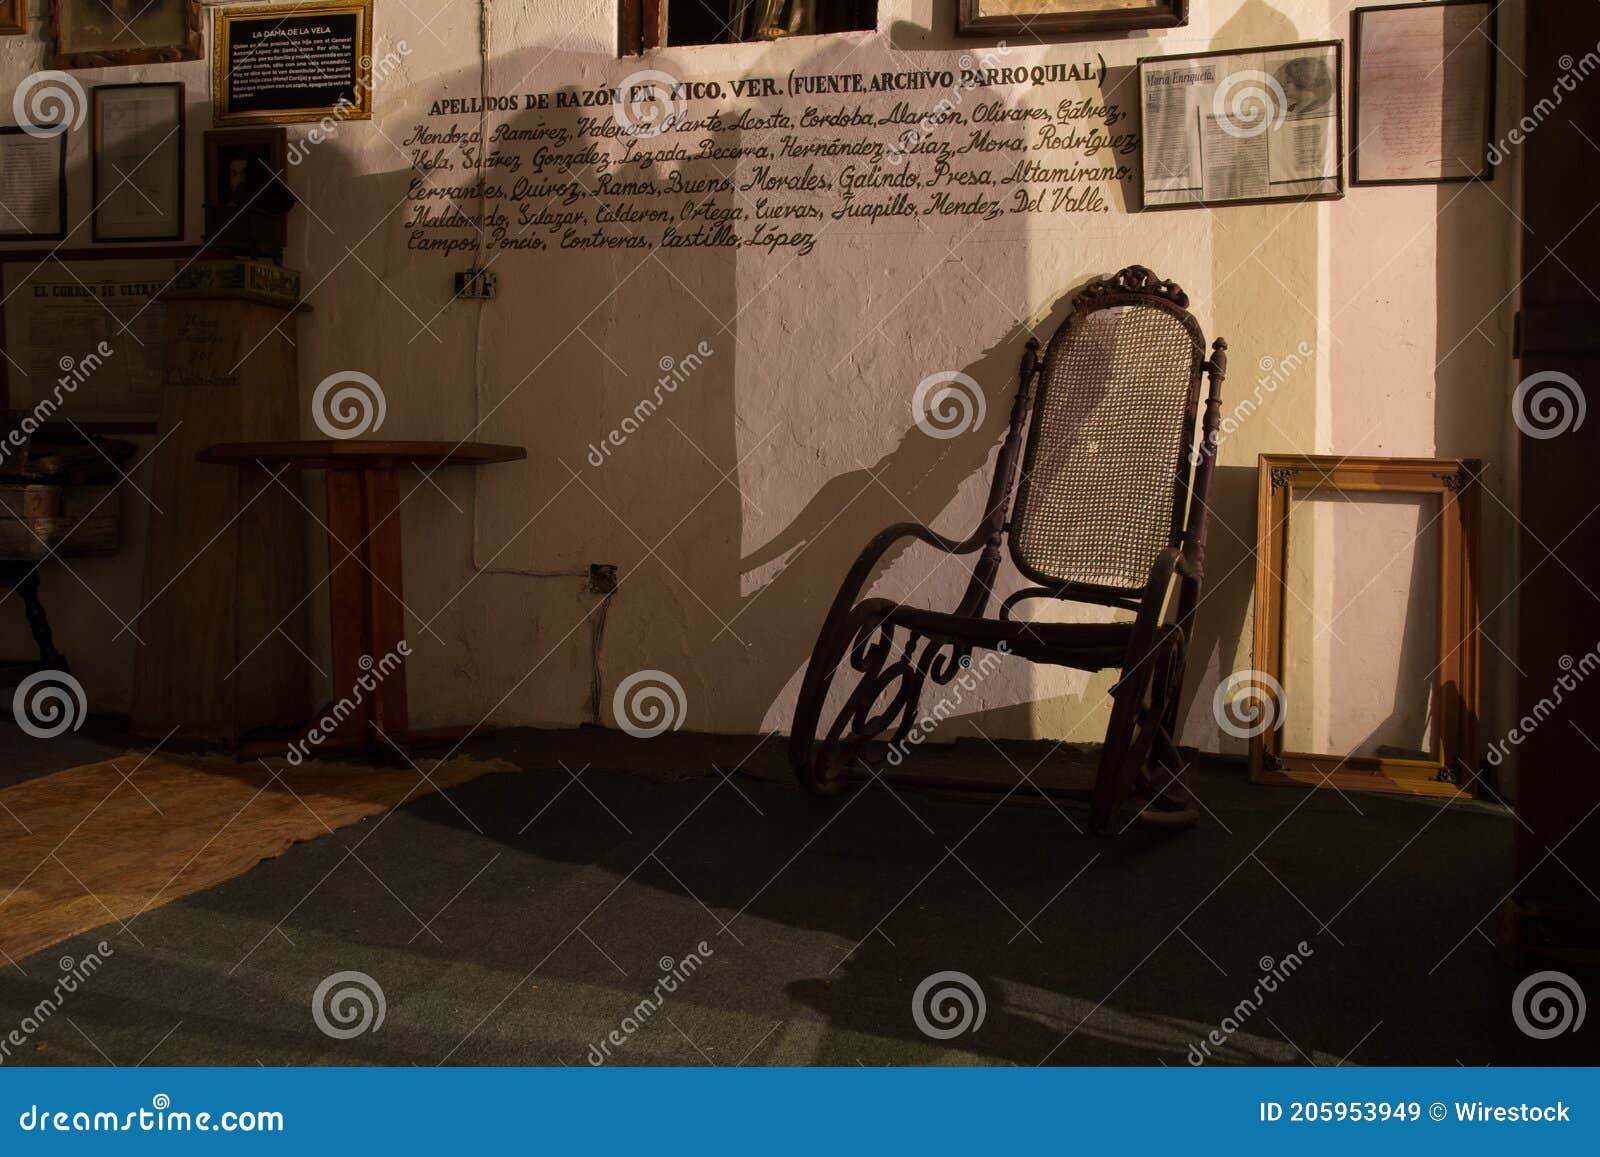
[789,266,1228,832]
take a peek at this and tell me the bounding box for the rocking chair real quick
[789,266,1228,832]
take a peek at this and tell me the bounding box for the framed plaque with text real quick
[213,0,374,127]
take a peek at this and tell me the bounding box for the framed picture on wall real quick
[1,0,27,36]
[0,247,201,427]
[958,0,1187,36]
[1351,0,1498,185]
[212,0,374,126]
[203,127,289,248]
[0,127,68,242]
[1138,40,1345,210]
[51,0,204,69]
[92,83,186,242]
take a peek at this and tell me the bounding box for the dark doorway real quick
[1513,3,1600,960]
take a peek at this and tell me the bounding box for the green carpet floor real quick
[0,726,1593,1067]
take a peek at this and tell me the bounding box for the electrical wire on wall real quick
[462,1,615,723]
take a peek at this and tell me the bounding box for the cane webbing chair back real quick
[1009,272,1206,594]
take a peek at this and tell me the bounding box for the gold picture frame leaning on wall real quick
[1,0,27,36]
[1250,454,1481,799]
[213,0,374,127]
[51,0,203,70]
[958,0,1187,37]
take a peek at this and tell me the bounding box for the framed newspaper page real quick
[1139,40,1344,210]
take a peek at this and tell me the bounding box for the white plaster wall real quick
[0,1,1522,770]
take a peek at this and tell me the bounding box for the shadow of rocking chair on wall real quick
[788,266,1229,833]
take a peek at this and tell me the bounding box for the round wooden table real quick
[198,440,525,756]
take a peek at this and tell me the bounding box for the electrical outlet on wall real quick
[455,268,498,300]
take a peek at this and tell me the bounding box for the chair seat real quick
[883,605,1133,671]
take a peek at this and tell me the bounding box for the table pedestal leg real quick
[325,467,410,753]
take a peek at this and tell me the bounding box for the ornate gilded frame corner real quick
[1,0,27,37]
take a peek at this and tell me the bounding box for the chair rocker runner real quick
[788,266,1228,832]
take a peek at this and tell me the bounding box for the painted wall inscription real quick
[403,57,1138,259]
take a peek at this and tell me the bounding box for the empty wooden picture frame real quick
[1250,454,1480,798]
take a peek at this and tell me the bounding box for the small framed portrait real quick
[1,0,27,36]
[958,0,1188,37]
[51,0,204,70]
[204,127,289,241]
[92,83,186,242]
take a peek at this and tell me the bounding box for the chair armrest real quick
[822,521,985,625]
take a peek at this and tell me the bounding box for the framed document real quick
[1,0,26,36]
[0,248,200,428]
[1139,40,1344,210]
[51,0,203,69]
[0,128,68,242]
[92,83,186,242]
[958,0,1187,36]
[213,0,374,127]
[1352,1,1497,185]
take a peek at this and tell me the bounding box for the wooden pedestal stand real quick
[131,288,309,742]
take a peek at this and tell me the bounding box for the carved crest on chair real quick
[1073,265,1190,311]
